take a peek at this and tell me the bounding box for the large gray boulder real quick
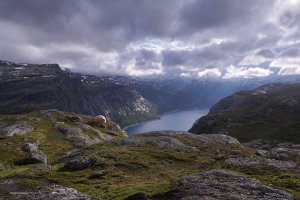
[57,125,101,148]
[64,155,93,170]
[16,151,47,165]
[155,170,293,200]
[1,183,95,200]
[0,122,34,137]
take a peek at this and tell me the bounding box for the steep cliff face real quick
[0,60,158,127]
[189,82,300,142]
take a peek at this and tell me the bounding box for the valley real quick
[0,60,300,199]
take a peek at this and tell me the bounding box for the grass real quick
[1,109,300,199]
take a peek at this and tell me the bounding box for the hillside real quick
[100,76,217,113]
[189,82,300,142]
[0,109,299,199]
[0,60,158,127]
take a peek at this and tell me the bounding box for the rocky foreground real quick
[0,109,299,199]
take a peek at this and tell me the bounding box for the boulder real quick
[22,140,39,152]
[16,151,47,165]
[90,170,105,178]
[0,122,34,137]
[155,170,293,200]
[64,155,93,170]
[2,183,95,200]
[66,115,82,122]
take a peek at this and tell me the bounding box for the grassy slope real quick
[0,110,300,199]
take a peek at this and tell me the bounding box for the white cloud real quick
[197,69,221,79]
[239,54,270,66]
[278,66,300,75]
[222,65,273,79]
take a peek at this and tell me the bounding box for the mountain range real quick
[0,60,217,127]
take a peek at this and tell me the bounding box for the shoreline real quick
[122,107,208,131]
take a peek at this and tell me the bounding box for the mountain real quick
[0,109,299,199]
[0,60,158,127]
[143,76,300,99]
[100,76,217,113]
[189,82,300,143]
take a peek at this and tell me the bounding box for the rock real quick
[135,131,241,146]
[16,151,47,165]
[109,122,122,131]
[22,140,39,152]
[0,121,34,137]
[29,151,47,163]
[57,125,82,135]
[111,138,146,146]
[265,147,290,159]
[100,123,107,128]
[71,122,112,141]
[147,136,190,151]
[2,183,95,200]
[256,149,267,156]
[64,155,93,170]
[66,115,82,122]
[223,157,299,172]
[186,134,241,146]
[57,125,101,148]
[0,163,11,170]
[90,170,105,178]
[155,170,293,200]
[106,130,118,136]
[30,164,51,171]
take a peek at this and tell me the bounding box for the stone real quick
[0,122,34,137]
[66,115,82,122]
[90,170,105,178]
[30,164,52,171]
[64,155,93,170]
[223,157,299,172]
[155,170,293,200]
[16,151,47,165]
[23,140,39,152]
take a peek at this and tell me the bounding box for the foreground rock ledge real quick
[155,170,293,200]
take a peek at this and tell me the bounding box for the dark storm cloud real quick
[162,44,231,69]
[135,49,161,68]
[0,0,300,78]
[256,49,277,58]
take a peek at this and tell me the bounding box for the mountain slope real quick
[189,82,300,142]
[0,60,158,127]
[0,109,299,199]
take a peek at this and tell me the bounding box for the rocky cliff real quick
[189,82,300,142]
[0,60,158,127]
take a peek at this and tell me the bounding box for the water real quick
[125,109,208,136]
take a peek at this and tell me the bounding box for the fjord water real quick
[125,109,208,136]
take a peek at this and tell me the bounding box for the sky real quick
[1,0,300,79]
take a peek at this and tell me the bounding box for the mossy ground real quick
[0,110,300,199]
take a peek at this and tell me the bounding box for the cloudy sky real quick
[1,0,300,79]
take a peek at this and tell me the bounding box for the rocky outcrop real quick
[156,170,293,200]
[57,125,101,148]
[223,158,299,173]
[134,131,241,146]
[1,183,95,200]
[0,121,34,137]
